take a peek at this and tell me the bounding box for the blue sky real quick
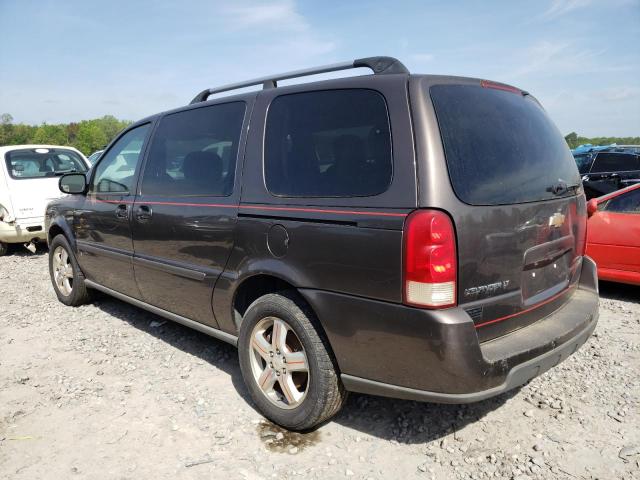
[1,0,638,136]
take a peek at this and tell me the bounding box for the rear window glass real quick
[141,102,246,196]
[430,84,580,205]
[5,148,87,180]
[264,89,392,197]
[590,153,640,173]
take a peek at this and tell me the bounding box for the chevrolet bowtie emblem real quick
[548,212,566,228]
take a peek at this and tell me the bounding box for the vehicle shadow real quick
[333,389,517,445]
[599,281,640,304]
[93,295,517,445]
[2,242,48,257]
[92,296,251,403]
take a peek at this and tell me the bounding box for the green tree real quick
[564,133,640,149]
[75,122,108,155]
[564,132,579,149]
[95,115,127,141]
[32,123,68,145]
[8,124,36,144]
[0,114,131,152]
[0,113,14,145]
[66,122,79,144]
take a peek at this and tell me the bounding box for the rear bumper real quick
[300,256,599,403]
[0,217,47,243]
[341,310,596,403]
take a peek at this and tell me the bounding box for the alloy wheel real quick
[249,316,310,409]
[52,246,74,296]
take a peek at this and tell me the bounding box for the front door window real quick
[91,124,150,194]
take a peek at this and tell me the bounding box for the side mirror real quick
[587,198,598,217]
[59,173,87,194]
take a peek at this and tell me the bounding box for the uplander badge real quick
[464,280,510,297]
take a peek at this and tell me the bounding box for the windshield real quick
[5,148,88,180]
[430,84,581,205]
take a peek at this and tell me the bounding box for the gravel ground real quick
[1,248,639,480]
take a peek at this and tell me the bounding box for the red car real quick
[586,183,640,285]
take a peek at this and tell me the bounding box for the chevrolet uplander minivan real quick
[46,57,599,430]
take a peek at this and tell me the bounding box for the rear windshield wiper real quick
[547,181,581,196]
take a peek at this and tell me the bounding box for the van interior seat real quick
[183,151,223,194]
[324,134,368,194]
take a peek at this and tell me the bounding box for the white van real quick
[0,145,90,255]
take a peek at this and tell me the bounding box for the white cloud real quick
[223,1,308,31]
[596,86,640,102]
[542,0,592,20]
[410,53,435,63]
[540,0,639,20]
[215,1,337,67]
[505,40,612,79]
[508,41,570,78]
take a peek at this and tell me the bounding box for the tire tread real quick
[239,290,347,430]
[49,234,91,307]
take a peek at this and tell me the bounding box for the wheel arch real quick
[230,272,331,347]
[232,273,298,327]
[47,216,76,251]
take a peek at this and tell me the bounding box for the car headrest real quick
[183,151,223,185]
[333,134,366,166]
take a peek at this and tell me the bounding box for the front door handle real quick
[115,204,129,219]
[135,205,153,222]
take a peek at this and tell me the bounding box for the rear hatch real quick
[7,177,67,220]
[429,81,587,342]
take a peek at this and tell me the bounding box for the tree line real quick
[0,113,131,156]
[564,132,640,150]
[1,112,637,156]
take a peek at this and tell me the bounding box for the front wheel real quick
[0,241,7,256]
[49,235,91,306]
[238,292,346,431]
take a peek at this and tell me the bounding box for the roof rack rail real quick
[189,56,409,104]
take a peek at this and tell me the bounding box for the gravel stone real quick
[0,253,638,479]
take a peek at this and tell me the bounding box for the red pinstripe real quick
[86,197,407,218]
[474,286,575,329]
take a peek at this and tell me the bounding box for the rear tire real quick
[49,235,91,306]
[0,241,7,256]
[238,291,346,431]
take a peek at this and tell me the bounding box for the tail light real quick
[575,198,589,257]
[577,215,588,257]
[403,210,457,308]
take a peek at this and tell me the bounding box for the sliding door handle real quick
[135,205,153,222]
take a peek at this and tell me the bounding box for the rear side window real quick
[604,188,640,213]
[264,89,392,197]
[141,102,246,196]
[591,153,640,173]
[430,84,580,205]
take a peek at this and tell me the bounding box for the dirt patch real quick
[257,420,321,453]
